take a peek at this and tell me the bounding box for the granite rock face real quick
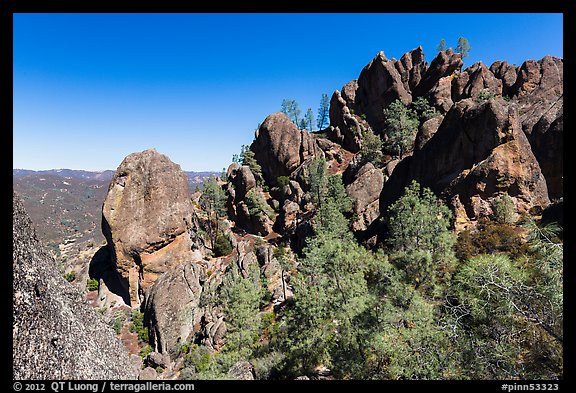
[13,192,137,380]
[102,148,195,306]
[380,99,550,229]
[143,262,206,359]
[344,162,384,232]
[251,112,324,184]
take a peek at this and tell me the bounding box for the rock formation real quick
[102,148,196,306]
[344,161,384,232]
[380,98,550,229]
[251,112,324,184]
[143,262,207,358]
[13,192,137,379]
[511,55,563,200]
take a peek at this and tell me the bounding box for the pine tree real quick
[437,38,446,52]
[316,93,330,131]
[382,99,419,159]
[455,36,471,59]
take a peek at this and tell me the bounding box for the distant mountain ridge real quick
[13,168,220,188]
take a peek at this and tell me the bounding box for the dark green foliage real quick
[475,90,496,103]
[239,145,263,183]
[304,107,314,131]
[447,250,562,379]
[139,345,153,359]
[184,344,213,374]
[306,157,328,209]
[455,220,526,262]
[382,99,419,158]
[64,271,76,282]
[86,278,99,291]
[276,176,290,189]
[455,36,471,59]
[112,311,125,335]
[245,189,274,219]
[359,128,383,166]
[492,193,517,224]
[411,96,437,121]
[316,93,330,131]
[213,233,233,257]
[437,38,446,52]
[199,177,227,251]
[281,99,301,126]
[386,181,456,291]
[130,310,149,342]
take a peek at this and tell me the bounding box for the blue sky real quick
[13,13,563,172]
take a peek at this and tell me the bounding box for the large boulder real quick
[251,112,324,184]
[102,149,195,306]
[355,51,412,134]
[344,162,384,232]
[381,98,550,228]
[143,262,206,359]
[490,60,518,97]
[13,192,137,379]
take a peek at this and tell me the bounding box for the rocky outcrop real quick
[413,49,463,100]
[512,56,563,199]
[255,244,293,304]
[395,46,427,93]
[13,192,137,380]
[381,98,550,228]
[251,112,324,184]
[327,84,365,152]
[102,148,195,306]
[344,162,384,232]
[490,60,518,97]
[452,62,503,102]
[415,116,444,151]
[143,262,206,359]
[355,51,412,134]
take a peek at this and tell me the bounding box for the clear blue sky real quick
[13,13,563,172]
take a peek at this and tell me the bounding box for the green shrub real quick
[213,233,233,257]
[64,271,76,282]
[180,342,191,355]
[184,344,213,373]
[86,278,99,291]
[455,220,527,262]
[492,193,517,224]
[130,310,149,342]
[261,311,276,337]
[139,345,153,359]
[412,96,436,121]
[273,244,287,259]
[246,190,274,219]
[475,90,496,103]
[276,176,290,189]
[112,311,125,335]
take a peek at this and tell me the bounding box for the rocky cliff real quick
[102,148,199,306]
[321,47,562,231]
[13,192,137,379]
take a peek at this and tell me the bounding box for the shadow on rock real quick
[89,245,131,306]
